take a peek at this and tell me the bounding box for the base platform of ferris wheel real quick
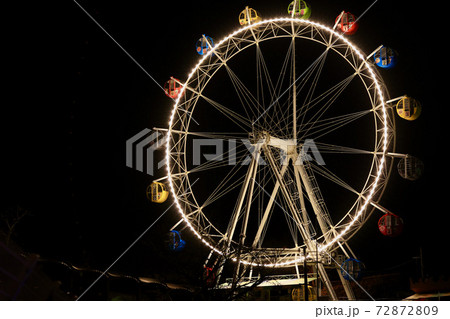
[217,273,317,289]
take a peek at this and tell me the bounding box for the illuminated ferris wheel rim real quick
[165,17,391,268]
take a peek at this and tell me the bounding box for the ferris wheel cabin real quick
[378,213,404,237]
[167,230,186,252]
[287,1,311,19]
[335,11,359,35]
[397,155,424,181]
[164,77,184,99]
[291,286,316,301]
[203,266,216,288]
[396,96,422,121]
[341,258,364,281]
[239,7,262,26]
[374,46,398,69]
[147,181,169,203]
[196,35,214,56]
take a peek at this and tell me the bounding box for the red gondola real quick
[203,266,216,288]
[378,213,403,237]
[335,11,359,35]
[164,77,184,99]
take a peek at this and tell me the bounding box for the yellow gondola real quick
[291,285,316,301]
[239,6,262,26]
[396,96,421,121]
[147,181,169,203]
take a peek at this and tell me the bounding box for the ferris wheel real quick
[152,1,422,300]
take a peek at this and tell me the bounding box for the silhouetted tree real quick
[0,205,31,246]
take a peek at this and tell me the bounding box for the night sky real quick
[3,0,448,288]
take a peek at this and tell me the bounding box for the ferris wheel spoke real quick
[300,108,372,141]
[255,44,274,130]
[200,153,251,208]
[267,45,328,137]
[313,142,377,155]
[297,49,329,133]
[270,40,295,135]
[307,160,383,234]
[224,65,264,123]
[201,94,254,131]
[309,160,391,232]
[252,34,330,132]
[254,40,295,135]
[310,161,360,197]
[188,146,248,175]
[185,131,248,141]
[181,82,254,131]
[297,72,356,120]
[298,73,357,140]
[162,127,250,141]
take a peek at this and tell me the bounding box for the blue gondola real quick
[374,46,397,69]
[196,35,214,56]
[167,230,186,252]
[341,258,364,281]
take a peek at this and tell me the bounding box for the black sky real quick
[2,0,448,282]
